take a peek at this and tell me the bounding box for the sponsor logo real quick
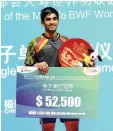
[83,67,100,75]
[17,66,37,73]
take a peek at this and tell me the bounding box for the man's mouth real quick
[50,25,56,27]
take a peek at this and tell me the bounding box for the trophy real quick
[58,38,102,67]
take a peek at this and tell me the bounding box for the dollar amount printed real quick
[36,96,81,108]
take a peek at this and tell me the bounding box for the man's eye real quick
[53,17,57,20]
[46,18,50,21]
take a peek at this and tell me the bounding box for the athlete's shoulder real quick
[34,35,42,43]
[27,35,42,47]
[61,35,68,40]
[60,34,68,42]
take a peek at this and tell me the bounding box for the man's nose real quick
[50,19,54,24]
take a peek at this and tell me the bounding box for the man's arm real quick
[24,40,36,66]
[24,39,48,74]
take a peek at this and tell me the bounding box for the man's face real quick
[42,13,59,32]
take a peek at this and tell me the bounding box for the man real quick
[24,7,79,131]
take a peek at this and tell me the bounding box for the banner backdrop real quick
[1,1,113,131]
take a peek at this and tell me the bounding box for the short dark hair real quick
[40,7,59,22]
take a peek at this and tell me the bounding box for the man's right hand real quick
[34,62,48,75]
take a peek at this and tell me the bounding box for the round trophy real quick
[58,38,93,67]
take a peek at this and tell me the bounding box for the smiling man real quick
[24,7,79,131]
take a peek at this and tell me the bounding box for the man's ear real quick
[98,55,102,61]
[41,21,44,25]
